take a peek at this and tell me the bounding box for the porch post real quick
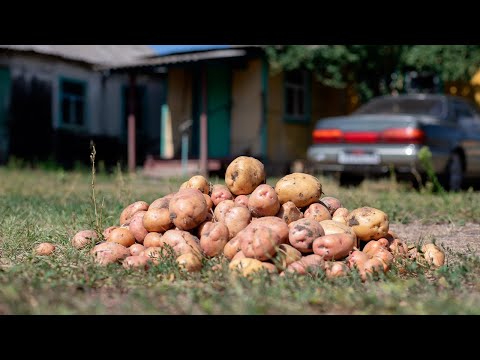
[128,73,137,173]
[199,64,208,177]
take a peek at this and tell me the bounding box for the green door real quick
[0,67,11,163]
[207,64,231,158]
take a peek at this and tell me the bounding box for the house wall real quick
[231,58,263,157]
[167,67,193,157]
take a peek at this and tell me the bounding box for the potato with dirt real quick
[149,194,174,210]
[91,242,130,265]
[273,244,302,271]
[224,236,243,260]
[210,184,234,206]
[312,233,356,260]
[229,258,265,277]
[102,226,118,241]
[223,206,252,239]
[203,194,214,212]
[128,211,149,243]
[107,227,136,247]
[241,225,281,261]
[283,254,325,275]
[143,207,173,233]
[249,216,290,244]
[143,232,163,248]
[275,173,322,208]
[319,197,343,216]
[225,156,266,195]
[320,220,358,247]
[288,218,325,254]
[129,244,145,256]
[304,203,332,222]
[276,201,303,225]
[347,207,389,242]
[36,243,55,256]
[325,262,350,278]
[331,208,349,225]
[182,175,211,195]
[421,243,445,267]
[120,201,149,225]
[177,253,203,272]
[123,255,152,270]
[199,222,230,257]
[234,195,249,208]
[248,184,280,217]
[169,189,209,231]
[213,200,235,223]
[160,229,202,258]
[72,230,98,249]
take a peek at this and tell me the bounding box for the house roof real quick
[0,45,155,66]
[99,45,265,71]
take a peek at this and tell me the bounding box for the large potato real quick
[161,229,202,258]
[275,173,322,208]
[312,233,356,260]
[224,236,243,260]
[224,206,252,239]
[331,208,349,225]
[107,228,135,247]
[304,203,332,222]
[225,156,266,195]
[214,200,235,223]
[169,189,208,231]
[288,218,325,254]
[149,194,174,210]
[200,222,230,257]
[210,184,234,206]
[346,250,370,270]
[120,201,149,225]
[421,243,445,267]
[129,244,145,256]
[183,175,211,195]
[319,197,342,216]
[248,184,280,217]
[143,232,163,248]
[123,255,152,270]
[276,201,303,225]
[347,207,389,242]
[128,212,148,243]
[91,242,130,266]
[72,230,98,249]
[320,220,358,247]
[249,216,289,244]
[234,195,249,208]
[241,225,281,261]
[102,226,118,241]
[284,254,325,275]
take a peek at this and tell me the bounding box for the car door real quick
[454,99,480,177]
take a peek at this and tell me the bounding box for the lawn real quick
[0,167,479,314]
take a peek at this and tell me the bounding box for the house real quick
[105,45,355,175]
[0,45,165,167]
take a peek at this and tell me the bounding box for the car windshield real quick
[354,97,445,118]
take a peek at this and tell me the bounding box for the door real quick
[454,100,480,176]
[207,64,231,158]
[0,67,10,163]
[122,85,146,164]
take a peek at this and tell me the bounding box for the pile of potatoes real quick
[38,156,445,281]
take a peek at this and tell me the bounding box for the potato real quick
[388,238,409,257]
[234,195,249,208]
[123,255,151,270]
[332,208,349,225]
[347,207,389,242]
[107,227,135,247]
[273,244,302,271]
[103,226,118,241]
[129,244,145,256]
[169,189,208,231]
[128,212,148,243]
[288,218,325,254]
[203,194,214,212]
[325,262,350,279]
[346,250,370,270]
[143,232,163,248]
[319,197,342,216]
[261,262,278,273]
[275,173,322,208]
[184,175,211,195]
[161,229,202,258]
[312,233,356,260]
[211,184,234,206]
[35,242,55,256]
[304,203,332,222]
[224,206,252,239]
[276,201,303,225]
[362,240,388,256]
[320,220,358,247]
[363,257,387,277]
[421,244,445,267]
[196,213,214,237]
[285,254,325,275]
[232,250,247,261]
[143,207,173,233]
[72,230,98,249]
[214,200,235,223]
[149,195,173,210]
[369,247,393,271]
[140,247,165,264]
[241,225,280,261]
[225,156,266,195]
[120,201,149,225]
[248,184,280,217]
[249,216,290,244]
[91,242,130,265]
[177,253,203,272]
[229,258,264,277]
[200,222,230,257]
[224,237,243,260]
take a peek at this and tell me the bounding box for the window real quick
[60,78,86,126]
[284,70,310,122]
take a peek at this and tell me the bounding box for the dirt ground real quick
[391,222,480,256]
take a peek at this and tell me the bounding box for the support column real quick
[199,65,208,177]
[128,73,137,173]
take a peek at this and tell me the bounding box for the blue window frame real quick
[284,69,311,123]
[59,77,87,127]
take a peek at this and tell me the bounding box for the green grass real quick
[0,168,480,314]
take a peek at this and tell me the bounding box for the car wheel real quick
[339,173,364,187]
[445,152,464,192]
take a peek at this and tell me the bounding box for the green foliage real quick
[417,146,446,195]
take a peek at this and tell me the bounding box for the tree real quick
[265,45,480,103]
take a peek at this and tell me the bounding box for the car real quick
[306,93,480,190]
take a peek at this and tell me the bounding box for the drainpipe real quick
[128,73,137,173]
[199,65,208,177]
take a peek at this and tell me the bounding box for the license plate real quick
[338,150,380,165]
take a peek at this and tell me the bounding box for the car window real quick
[453,101,474,119]
[355,97,445,117]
